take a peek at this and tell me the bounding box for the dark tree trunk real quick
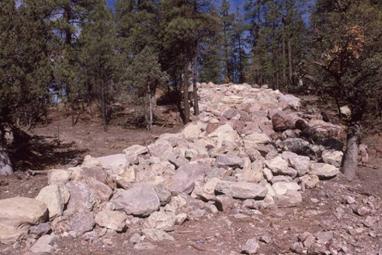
[342,123,360,181]
[182,68,190,123]
[192,55,199,116]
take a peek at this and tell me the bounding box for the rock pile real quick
[0,83,346,251]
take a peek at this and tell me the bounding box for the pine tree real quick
[220,0,234,82]
[79,0,116,130]
[160,0,217,122]
[0,0,54,128]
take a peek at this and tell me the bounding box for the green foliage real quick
[311,0,382,122]
[0,0,54,127]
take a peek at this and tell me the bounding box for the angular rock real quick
[0,150,12,176]
[216,154,244,168]
[30,234,55,254]
[241,238,259,254]
[65,181,96,214]
[310,163,339,179]
[165,162,209,194]
[300,175,320,189]
[214,181,267,200]
[182,122,203,140]
[272,112,297,132]
[36,184,70,219]
[48,169,71,185]
[207,124,241,150]
[281,151,310,176]
[265,156,296,176]
[145,210,176,231]
[95,209,127,232]
[154,184,172,206]
[111,184,160,216]
[281,138,312,155]
[275,190,302,207]
[272,181,301,196]
[322,150,343,167]
[0,197,48,244]
[66,211,95,236]
[73,165,107,183]
[148,140,174,161]
[96,153,127,175]
[123,145,148,164]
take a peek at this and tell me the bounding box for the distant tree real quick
[220,0,234,82]
[125,47,168,129]
[311,0,382,180]
[79,0,117,130]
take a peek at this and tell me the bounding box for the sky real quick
[106,0,243,12]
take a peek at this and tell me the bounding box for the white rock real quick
[241,238,259,254]
[272,182,301,196]
[30,234,55,254]
[145,211,176,231]
[0,197,48,244]
[215,181,267,200]
[48,169,71,185]
[36,185,70,219]
[142,228,175,242]
[95,209,127,232]
[322,150,343,167]
[310,163,339,179]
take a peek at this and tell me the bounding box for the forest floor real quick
[0,102,382,254]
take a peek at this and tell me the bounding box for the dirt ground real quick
[1,110,382,254]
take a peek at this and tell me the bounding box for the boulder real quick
[272,181,301,196]
[322,150,343,167]
[310,163,339,179]
[65,181,96,214]
[182,122,203,140]
[145,210,176,231]
[271,112,297,132]
[154,184,172,206]
[66,211,95,236]
[123,145,148,164]
[72,165,107,183]
[265,156,296,177]
[241,238,259,254]
[111,184,160,216]
[300,175,320,189]
[148,140,174,161]
[216,154,244,168]
[0,149,12,176]
[207,124,241,151]
[214,181,267,200]
[0,197,48,244]
[281,151,310,176]
[36,185,70,219]
[165,162,209,194]
[281,138,312,155]
[48,169,71,185]
[96,154,127,176]
[279,94,301,110]
[30,234,55,254]
[95,209,127,232]
[275,190,303,207]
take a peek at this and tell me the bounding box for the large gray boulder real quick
[215,181,267,200]
[165,161,209,194]
[0,197,48,244]
[0,149,12,176]
[111,184,160,216]
[310,163,339,179]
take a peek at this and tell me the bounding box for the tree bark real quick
[146,82,153,130]
[192,54,199,116]
[342,123,360,181]
[182,67,190,123]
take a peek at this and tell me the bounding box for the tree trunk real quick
[182,68,190,123]
[147,82,153,130]
[192,54,199,116]
[342,123,360,181]
[100,81,107,131]
[0,128,12,176]
[288,38,293,85]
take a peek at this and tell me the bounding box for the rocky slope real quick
[1,83,380,255]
